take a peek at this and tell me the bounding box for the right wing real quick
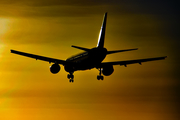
[99,56,167,67]
[11,50,67,65]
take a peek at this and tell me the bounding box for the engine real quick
[50,63,61,74]
[102,65,114,76]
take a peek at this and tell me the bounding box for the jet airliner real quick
[11,12,167,82]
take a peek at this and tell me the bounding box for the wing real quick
[100,56,167,67]
[11,50,67,65]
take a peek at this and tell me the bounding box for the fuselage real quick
[64,47,107,72]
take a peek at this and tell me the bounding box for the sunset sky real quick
[0,0,179,120]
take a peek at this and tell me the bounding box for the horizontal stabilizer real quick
[71,45,90,51]
[107,48,138,54]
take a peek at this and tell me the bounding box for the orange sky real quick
[0,1,179,120]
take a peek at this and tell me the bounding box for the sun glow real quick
[0,18,10,58]
[0,44,4,58]
[0,18,10,35]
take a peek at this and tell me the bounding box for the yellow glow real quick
[0,44,4,58]
[0,3,177,120]
[0,18,9,59]
[0,18,9,35]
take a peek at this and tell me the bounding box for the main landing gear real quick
[67,72,74,83]
[97,68,104,80]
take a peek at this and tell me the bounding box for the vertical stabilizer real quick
[97,12,107,48]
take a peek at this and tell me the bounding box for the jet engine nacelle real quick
[102,65,114,76]
[50,63,61,74]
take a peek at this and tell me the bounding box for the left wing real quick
[11,50,67,65]
[99,56,167,67]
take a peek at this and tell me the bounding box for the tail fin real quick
[97,12,107,48]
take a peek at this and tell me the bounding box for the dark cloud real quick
[0,0,178,20]
[0,0,178,10]
[0,0,120,6]
[0,0,178,14]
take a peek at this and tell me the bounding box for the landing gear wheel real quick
[100,76,104,80]
[97,75,104,80]
[67,72,74,83]
[67,74,74,79]
[97,76,101,80]
[67,74,71,79]
[97,68,104,81]
[69,79,74,83]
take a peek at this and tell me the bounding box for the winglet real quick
[97,12,108,48]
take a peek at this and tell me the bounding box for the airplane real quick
[11,12,167,83]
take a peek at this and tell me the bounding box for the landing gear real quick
[69,79,74,83]
[97,68,104,80]
[67,72,74,83]
[97,75,104,80]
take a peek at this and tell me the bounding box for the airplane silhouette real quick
[11,12,167,83]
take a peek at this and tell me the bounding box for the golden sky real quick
[0,0,179,120]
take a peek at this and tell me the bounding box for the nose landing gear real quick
[97,68,104,80]
[67,72,74,83]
